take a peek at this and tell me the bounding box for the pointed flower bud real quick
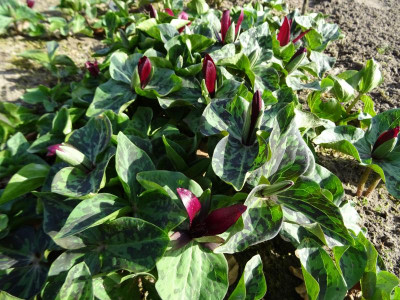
[242,90,264,146]
[277,16,291,47]
[178,11,190,33]
[85,60,100,77]
[371,126,400,159]
[165,8,174,16]
[202,54,217,96]
[147,4,157,18]
[138,56,152,89]
[220,10,244,43]
[27,0,34,8]
[48,143,94,172]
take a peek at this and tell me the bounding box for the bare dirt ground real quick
[0,0,399,298]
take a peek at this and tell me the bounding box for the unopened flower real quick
[27,0,34,8]
[217,9,244,44]
[138,56,152,89]
[285,47,307,74]
[85,60,100,77]
[147,4,157,18]
[171,188,247,249]
[242,90,264,146]
[277,16,310,47]
[47,143,94,172]
[164,9,191,33]
[371,126,400,159]
[202,54,217,96]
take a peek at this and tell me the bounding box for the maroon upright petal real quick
[177,188,201,225]
[372,126,400,152]
[138,56,152,89]
[147,4,157,18]
[235,10,244,37]
[221,10,232,43]
[85,60,100,77]
[292,29,311,44]
[288,47,307,63]
[203,204,247,236]
[165,8,174,16]
[277,16,291,47]
[202,54,217,96]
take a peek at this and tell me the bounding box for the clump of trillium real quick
[242,90,265,146]
[277,16,310,47]
[171,188,247,250]
[47,143,94,173]
[357,126,400,197]
[85,60,100,77]
[138,56,152,89]
[202,54,217,97]
[165,8,191,33]
[216,9,244,44]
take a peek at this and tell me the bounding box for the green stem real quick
[346,93,362,114]
[364,175,381,198]
[357,167,371,197]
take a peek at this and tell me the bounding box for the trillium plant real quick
[0,0,399,299]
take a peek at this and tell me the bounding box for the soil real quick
[0,0,399,299]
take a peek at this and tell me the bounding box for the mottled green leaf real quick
[87,79,137,117]
[0,163,49,205]
[56,193,130,238]
[116,132,155,201]
[156,242,228,300]
[216,185,283,253]
[109,52,141,84]
[228,254,266,300]
[60,262,93,300]
[67,115,112,163]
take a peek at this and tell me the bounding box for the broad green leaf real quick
[371,271,400,300]
[0,227,51,299]
[309,51,336,78]
[162,135,188,171]
[228,254,266,300]
[313,126,365,161]
[216,185,283,253]
[51,148,115,197]
[109,52,141,84]
[137,189,186,232]
[358,59,383,94]
[0,163,49,205]
[116,132,155,201]
[60,262,93,300]
[67,115,112,162]
[331,76,355,103]
[212,135,259,191]
[92,272,142,300]
[298,239,347,300]
[156,242,228,300]
[137,170,203,200]
[76,217,169,273]
[359,232,379,298]
[87,79,137,117]
[56,193,130,238]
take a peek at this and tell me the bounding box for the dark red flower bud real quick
[243,90,264,145]
[220,10,231,43]
[372,127,400,153]
[46,144,62,156]
[138,56,152,89]
[85,60,100,77]
[27,0,34,8]
[289,47,307,63]
[203,204,247,236]
[277,16,292,47]
[235,10,244,37]
[177,188,201,225]
[165,8,174,16]
[292,29,311,44]
[202,54,217,96]
[147,4,157,18]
